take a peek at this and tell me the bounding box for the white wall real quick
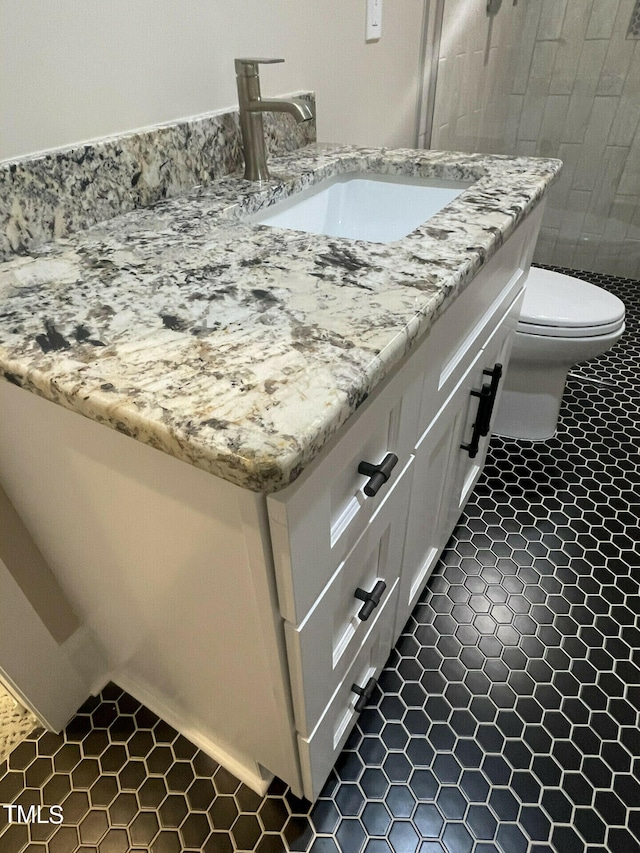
[0,0,426,161]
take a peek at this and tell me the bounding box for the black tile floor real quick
[1,267,639,853]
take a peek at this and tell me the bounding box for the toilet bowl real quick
[493,267,625,440]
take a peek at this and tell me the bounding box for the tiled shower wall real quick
[428,0,528,158]
[430,0,640,280]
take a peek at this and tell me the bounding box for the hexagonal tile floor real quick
[1,267,639,853]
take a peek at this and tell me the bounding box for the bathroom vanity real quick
[0,143,558,800]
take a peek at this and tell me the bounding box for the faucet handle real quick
[235,58,285,77]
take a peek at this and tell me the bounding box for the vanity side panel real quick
[0,381,300,793]
[0,481,80,644]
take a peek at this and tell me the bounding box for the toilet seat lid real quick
[518,268,625,336]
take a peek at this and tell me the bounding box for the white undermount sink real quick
[248,172,474,243]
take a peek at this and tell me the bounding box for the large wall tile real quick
[572,97,621,191]
[537,0,568,40]
[585,0,621,39]
[582,146,630,234]
[618,131,640,194]
[431,0,640,278]
[549,0,591,95]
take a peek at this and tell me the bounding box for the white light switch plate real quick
[366,0,383,41]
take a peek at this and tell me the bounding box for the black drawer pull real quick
[358,453,398,497]
[461,363,503,459]
[354,580,387,621]
[351,677,377,713]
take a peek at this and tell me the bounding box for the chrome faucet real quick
[235,58,314,182]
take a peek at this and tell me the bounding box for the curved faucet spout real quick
[247,98,314,123]
[235,57,314,182]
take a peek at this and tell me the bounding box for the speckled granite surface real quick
[0,94,316,262]
[0,144,561,492]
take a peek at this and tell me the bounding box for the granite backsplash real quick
[0,93,316,263]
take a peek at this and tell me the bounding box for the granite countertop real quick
[0,144,561,492]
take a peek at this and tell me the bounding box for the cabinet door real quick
[445,296,521,531]
[396,364,481,636]
[397,293,522,635]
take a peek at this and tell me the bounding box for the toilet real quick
[493,267,625,440]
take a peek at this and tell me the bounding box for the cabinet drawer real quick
[297,580,398,801]
[268,365,420,625]
[285,459,412,737]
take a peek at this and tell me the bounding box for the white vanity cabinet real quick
[0,198,545,804]
[267,203,543,799]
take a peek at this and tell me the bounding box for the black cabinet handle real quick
[351,677,377,713]
[461,363,503,459]
[358,453,398,497]
[354,580,387,621]
[460,384,491,459]
[478,363,502,437]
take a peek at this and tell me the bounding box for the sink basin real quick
[248,172,473,243]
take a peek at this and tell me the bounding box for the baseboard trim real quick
[113,673,274,796]
[61,626,110,696]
